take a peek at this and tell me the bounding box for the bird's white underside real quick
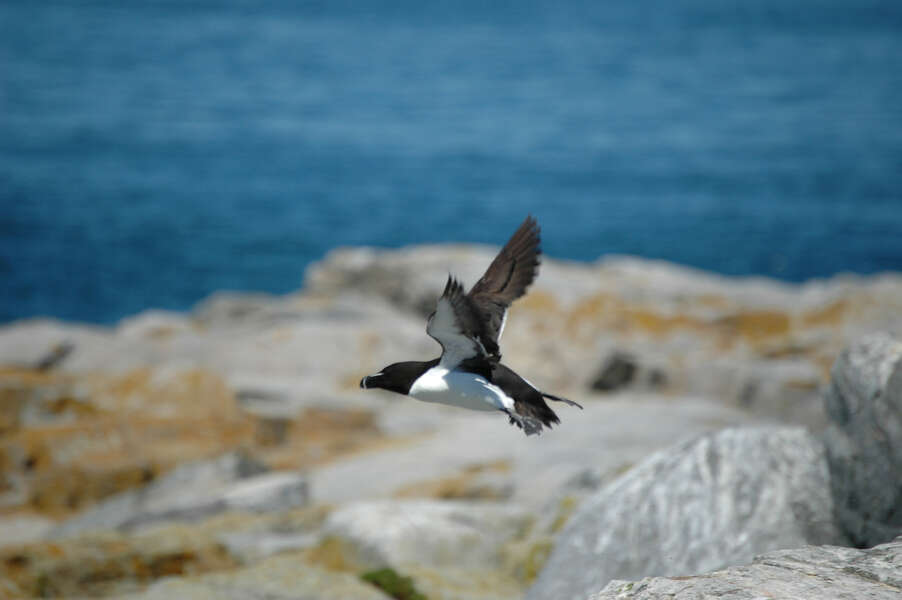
[409,365,514,412]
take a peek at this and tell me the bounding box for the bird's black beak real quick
[359,370,396,394]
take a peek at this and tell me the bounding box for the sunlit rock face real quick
[526,427,846,600]
[591,535,902,600]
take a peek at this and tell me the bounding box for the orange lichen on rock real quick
[563,294,622,339]
[393,460,512,500]
[1,364,396,521]
[516,290,559,313]
[624,309,701,337]
[0,528,237,598]
[92,368,241,421]
[0,369,93,436]
[801,299,848,327]
[695,294,731,309]
[0,368,253,517]
[563,293,706,340]
[512,291,562,337]
[714,310,792,344]
[259,407,388,471]
[2,417,253,516]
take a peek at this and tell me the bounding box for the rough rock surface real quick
[2,249,902,599]
[527,427,846,600]
[0,507,331,597]
[126,553,391,600]
[320,500,531,570]
[0,514,54,549]
[309,500,533,600]
[53,452,308,536]
[2,251,901,432]
[593,535,902,600]
[311,397,760,510]
[823,333,902,548]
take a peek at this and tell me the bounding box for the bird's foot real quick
[503,409,542,436]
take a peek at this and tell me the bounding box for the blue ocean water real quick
[2,0,901,324]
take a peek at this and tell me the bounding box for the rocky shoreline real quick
[1,247,901,599]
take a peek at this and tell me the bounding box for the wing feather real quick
[467,216,541,348]
[426,217,541,366]
[427,277,496,366]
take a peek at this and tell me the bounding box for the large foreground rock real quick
[823,333,902,547]
[593,535,902,599]
[527,427,845,600]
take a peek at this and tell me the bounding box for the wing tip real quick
[514,215,542,256]
[442,274,466,298]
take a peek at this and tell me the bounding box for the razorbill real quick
[360,216,581,435]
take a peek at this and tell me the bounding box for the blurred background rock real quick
[2,1,901,598]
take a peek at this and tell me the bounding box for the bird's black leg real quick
[501,409,542,436]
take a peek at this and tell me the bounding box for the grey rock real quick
[3,252,900,435]
[0,514,55,548]
[593,535,902,600]
[590,352,639,392]
[304,245,505,316]
[0,319,136,372]
[33,340,74,371]
[192,291,286,326]
[589,352,668,393]
[118,470,307,532]
[322,500,531,570]
[117,309,195,338]
[685,357,827,428]
[218,530,319,563]
[53,451,307,536]
[527,427,846,600]
[823,333,902,547]
[0,295,429,395]
[311,397,760,510]
[127,553,390,600]
[221,472,309,513]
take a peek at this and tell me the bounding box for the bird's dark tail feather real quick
[542,392,583,409]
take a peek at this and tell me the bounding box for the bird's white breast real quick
[409,366,513,412]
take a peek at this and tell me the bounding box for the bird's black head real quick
[360,360,436,396]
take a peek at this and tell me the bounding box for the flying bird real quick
[360,216,581,435]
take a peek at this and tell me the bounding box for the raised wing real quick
[427,276,498,367]
[468,216,541,348]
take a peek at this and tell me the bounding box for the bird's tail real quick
[542,392,583,409]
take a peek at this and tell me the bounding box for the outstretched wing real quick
[427,276,497,367]
[468,216,541,349]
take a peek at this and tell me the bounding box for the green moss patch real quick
[360,567,427,600]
